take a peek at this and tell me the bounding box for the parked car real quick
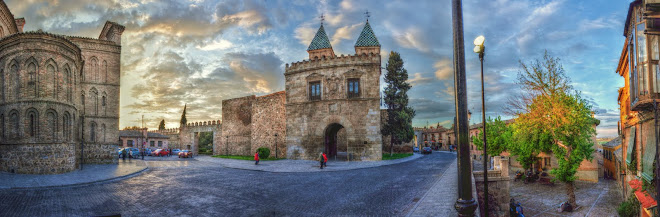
[178,150,193,158]
[129,148,140,158]
[413,147,420,152]
[152,149,169,157]
[171,149,181,155]
[422,147,432,154]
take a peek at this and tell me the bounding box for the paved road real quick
[0,152,455,217]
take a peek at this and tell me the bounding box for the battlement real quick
[186,120,222,127]
[149,128,180,134]
[285,52,380,75]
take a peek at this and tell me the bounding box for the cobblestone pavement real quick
[0,152,455,217]
[510,173,622,217]
[0,160,147,189]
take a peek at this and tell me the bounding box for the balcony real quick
[631,92,660,111]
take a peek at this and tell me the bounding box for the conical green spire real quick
[307,24,333,51]
[355,21,380,47]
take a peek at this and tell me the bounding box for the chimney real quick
[15,18,25,33]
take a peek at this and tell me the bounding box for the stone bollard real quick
[500,156,509,177]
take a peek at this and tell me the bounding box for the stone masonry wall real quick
[78,143,118,164]
[251,91,286,158]
[221,95,254,156]
[474,156,510,217]
[285,53,382,161]
[0,143,77,174]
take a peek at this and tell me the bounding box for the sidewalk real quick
[407,160,460,217]
[0,160,148,189]
[195,153,423,172]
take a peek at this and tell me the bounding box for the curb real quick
[5,163,149,190]
[198,153,424,173]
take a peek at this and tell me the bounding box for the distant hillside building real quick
[119,128,169,150]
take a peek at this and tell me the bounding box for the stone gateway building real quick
[284,20,383,161]
[0,1,123,174]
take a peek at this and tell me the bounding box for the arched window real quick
[90,88,98,115]
[63,112,70,141]
[90,58,98,82]
[26,109,37,138]
[47,64,56,99]
[102,61,107,83]
[102,124,106,142]
[65,66,72,102]
[90,122,96,142]
[27,62,37,98]
[9,110,18,139]
[10,62,18,100]
[102,93,107,116]
[46,110,57,142]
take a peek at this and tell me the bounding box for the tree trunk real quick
[566,181,576,208]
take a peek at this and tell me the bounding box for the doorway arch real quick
[324,123,344,160]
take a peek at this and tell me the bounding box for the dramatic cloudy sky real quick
[5,0,629,138]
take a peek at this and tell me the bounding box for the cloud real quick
[331,23,361,44]
[393,27,429,53]
[294,24,316,47]
[407,73,433,86]
[434,59,453,80]
[196,39,233,51]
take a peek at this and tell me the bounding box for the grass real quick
[382,153,413,160]
[212,155,286,161]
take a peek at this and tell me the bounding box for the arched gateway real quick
[324,123,344,159]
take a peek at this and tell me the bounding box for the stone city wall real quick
[78,142,118,164]
[221,95,254,156]
[474,156,511,217]
[251,91,286,158]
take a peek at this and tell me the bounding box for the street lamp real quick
[452,0,478,216]
[274,133,278,159]
[474,35,488,217]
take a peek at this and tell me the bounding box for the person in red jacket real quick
[322,152,328,168]
[254,151,260,165]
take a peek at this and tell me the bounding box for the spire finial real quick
[320,13,325,25]
[365,10,370,21]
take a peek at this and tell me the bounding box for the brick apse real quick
[0,1,124,174]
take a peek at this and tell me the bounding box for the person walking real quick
[121,148,127,160]
[319,152,325,169]
[254,151,260,165]
[322,152,328,168]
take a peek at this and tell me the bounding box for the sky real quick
[5,0,630,138]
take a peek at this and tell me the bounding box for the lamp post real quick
[452,0,477,216]
[275,133,278,159]
[474,35,488,217]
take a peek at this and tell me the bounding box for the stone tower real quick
[284,19,383,161]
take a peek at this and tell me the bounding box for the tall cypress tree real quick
[382,51,416,156]
[158,119,165,130]
[180,104,187,127]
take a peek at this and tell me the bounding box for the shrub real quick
[617,193,640,217]
[257,147,270,159]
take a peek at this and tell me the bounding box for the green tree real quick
[511,52,596,208]
[180,104,187,126]
[158,119,165,130]
[471,116,512,157]
[382,51,416,156]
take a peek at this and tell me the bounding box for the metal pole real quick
[226,135,228,156]
[480,50,488,217]
[452,0,477,216]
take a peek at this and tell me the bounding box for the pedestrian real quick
[141,148,144,160]
[254,151,260,165]
[121,148,127,160]
[322,152,328,168]
[319,152,324,169]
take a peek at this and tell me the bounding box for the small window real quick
[102,96,106,106]
[128,140,134,147]
[158,141,163,147]
[150,141,155,147]
[347,79,360,98]
[309,82,321,101]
